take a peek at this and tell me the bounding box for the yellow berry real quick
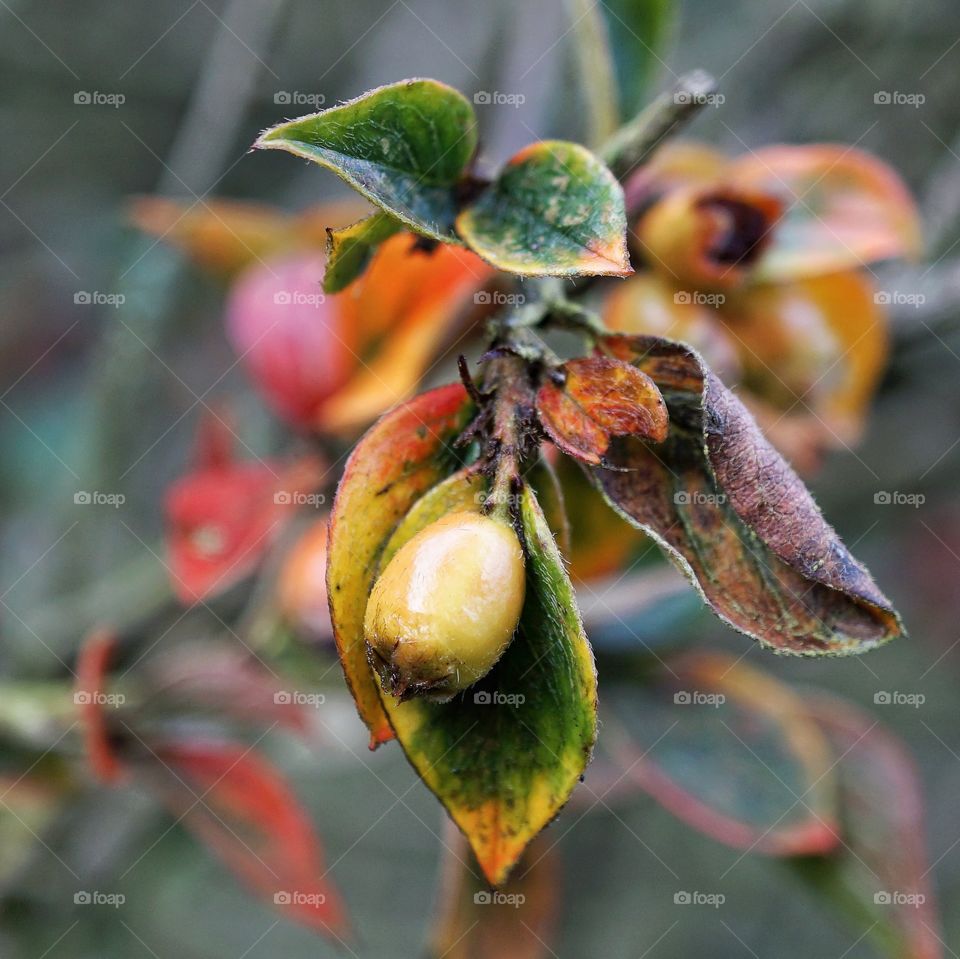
[364,510,526,702]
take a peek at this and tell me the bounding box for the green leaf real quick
[599,0,675,121]
[326,383,474,748]
[375,472,597,885]
[456,141,631,277]
[605,653,839,855]
[256,79,477,241]
[323,212,403,293]
[591,334,905,655]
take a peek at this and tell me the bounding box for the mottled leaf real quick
[727,145,922,280]
[255,79,477,241]
[326,384,474,747]
[323,212,403,293]
[536,356,667,465]
[149,739,349,940]
[606,653,838,855]
[794,693,942,959]
[456,141,631,276]
[430,826,560,959]
[375,478,597,885]
[592,334,904,654]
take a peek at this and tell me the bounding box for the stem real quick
[601,70,717,182]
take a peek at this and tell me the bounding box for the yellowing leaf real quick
[375,478,597,885]
[326,385,474,746]
[456,141,631,277]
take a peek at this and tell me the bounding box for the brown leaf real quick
[592,334,903,654]
[536,356,667,465]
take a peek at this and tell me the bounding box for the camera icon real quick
[274,91,292,104]
[673,491,691,505]
[74,291,92,305]
[474,691,492,705]
[473,891,491,904]
[74,491,92,505]
[874,891,892,905]
[74,891,91,904]
[273,290,292,305]
[873,291,892,305]
[74,91,91,105]
[673,891,691,904]
[73,691,92,705]
[873,491,891,505]
[673,691,692,705]
[274,891,292,905]
[874,691,892,705]
[474,291,492,304]
[274,491,292,505]
[474,91,491,104]
[274,691,293,704]
[674,291,692,305]
[874,91,892,104]
[674,91,692,104]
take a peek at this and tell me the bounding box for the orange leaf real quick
[727,144,922,280]
[536,356,667,465]
[150,739,349,940]
[315,234,493,434]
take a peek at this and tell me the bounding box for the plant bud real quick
[364,511,526,702]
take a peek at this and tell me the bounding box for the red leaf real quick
[165,416,325,604]
[151,739,349,940]
[74,629,125,784]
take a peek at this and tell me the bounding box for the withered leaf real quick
[590,334,903,655]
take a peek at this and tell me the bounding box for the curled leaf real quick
[727,144,922,280]
[536,356,667,465]
[256,79,476,240]
[456,141,631,276]
[323,211,403,293]
[592,334,904,654]
[607,652,838,855]
[374,477,597,885]
[326,384,474,747]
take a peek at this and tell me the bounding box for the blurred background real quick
[1,0,959,955]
